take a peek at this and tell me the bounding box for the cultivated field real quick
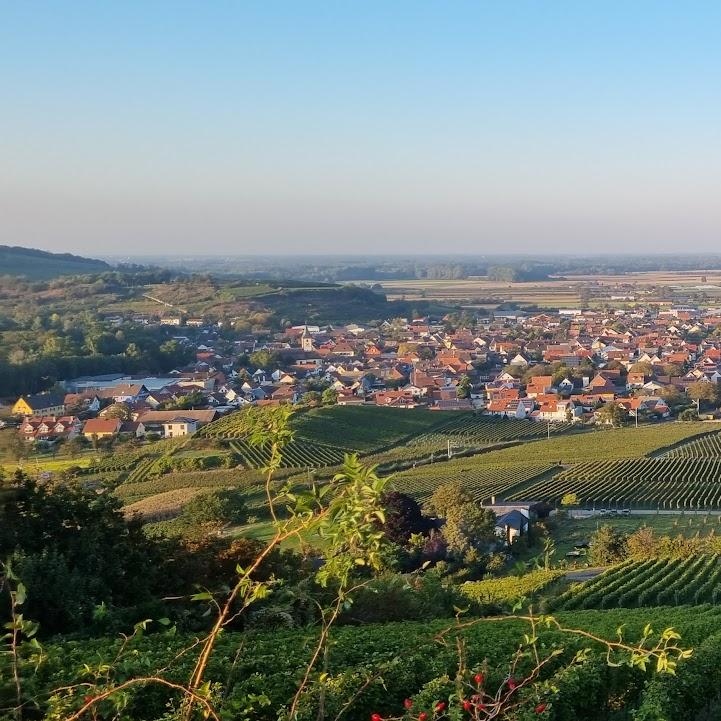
[516,457,721,509]
[553,555,721,609]
[370,270,721,307]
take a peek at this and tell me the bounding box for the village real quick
[7,301,721,446]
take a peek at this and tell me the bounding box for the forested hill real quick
[0,245,111,279]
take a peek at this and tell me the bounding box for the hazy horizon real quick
[2,2,721,256]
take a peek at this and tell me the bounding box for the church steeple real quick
[301,322,314,352]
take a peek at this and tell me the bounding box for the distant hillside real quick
[0,245,111,279]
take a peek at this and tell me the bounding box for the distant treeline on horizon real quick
[103,253,721,283]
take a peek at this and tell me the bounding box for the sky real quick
[1,1,720,257]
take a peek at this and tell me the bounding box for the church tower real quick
[301,324,314,352]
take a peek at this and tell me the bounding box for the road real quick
[568,509,721,518]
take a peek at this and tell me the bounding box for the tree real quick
[249,349,279,370]
[65,435,87,458]
[679,408,699,421]
[561,492,579,507]
[379,491,432,545]
[627,526,659,558]
[180,490,248,532]
[321,387,338,406]
[302,391,322,407]
[442,503,497,554]
[595,401,628,427]
[628,361,653,375]
[425,480,472,518]
[0,431,30,461]
[103,402,132,420]
[456,374,472,399]
[589,524,628,565]
[660,384,685,408]
[687,381,718,410]
[0,473,163,633]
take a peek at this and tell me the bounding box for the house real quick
[526,375,554,398]
[12,393,66,417]
[63,393,101,413]
[161,417,199,438]
[19,416,81,442]
[83,418,122,439]
[136,409,217,435]
[486,398,534,419]
[495,510,530,545]
[120,421,146,437]
[532,399,582,422]
[105,384,149,403]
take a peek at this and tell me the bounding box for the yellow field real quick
[1,455,95,475]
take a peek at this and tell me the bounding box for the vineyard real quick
[408,415,572,449]
[553,555,721,609]
[461,569,564,605]
[27,606,721,721]
[510,457,721,508]
[665,431,721,458]
[199,405,454,452]
[470,422,711,465]
[390,459,556,502]
[113,467,278,504]
[229,438,345,469]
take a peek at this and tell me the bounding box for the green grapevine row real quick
[390,461,556,503]
[555,555,721,609]
[229,439,345,469]
[509,457,721,508]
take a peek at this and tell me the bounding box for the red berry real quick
[371,714,382,721]
[419,713,429,721]
[404,699,413,710]
[435,702,447,712]
[507,678,517,691]
[83,696,94,705]
[535,704,547,714]
[462,700,473,712]
[474,673,484,686]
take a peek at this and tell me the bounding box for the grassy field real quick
[1,453,95,475]
[551,513,721,557]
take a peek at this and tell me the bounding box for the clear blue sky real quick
[1,1,720,256]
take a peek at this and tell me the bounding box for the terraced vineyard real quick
[409,415,572,448]
[124,457,157,484]
[229,439,345,469]
[390,459,556,503]
[665,431,721,458]
[509,457,721,508]
[553,555,721,609]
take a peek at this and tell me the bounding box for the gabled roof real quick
[18,392,65,410]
